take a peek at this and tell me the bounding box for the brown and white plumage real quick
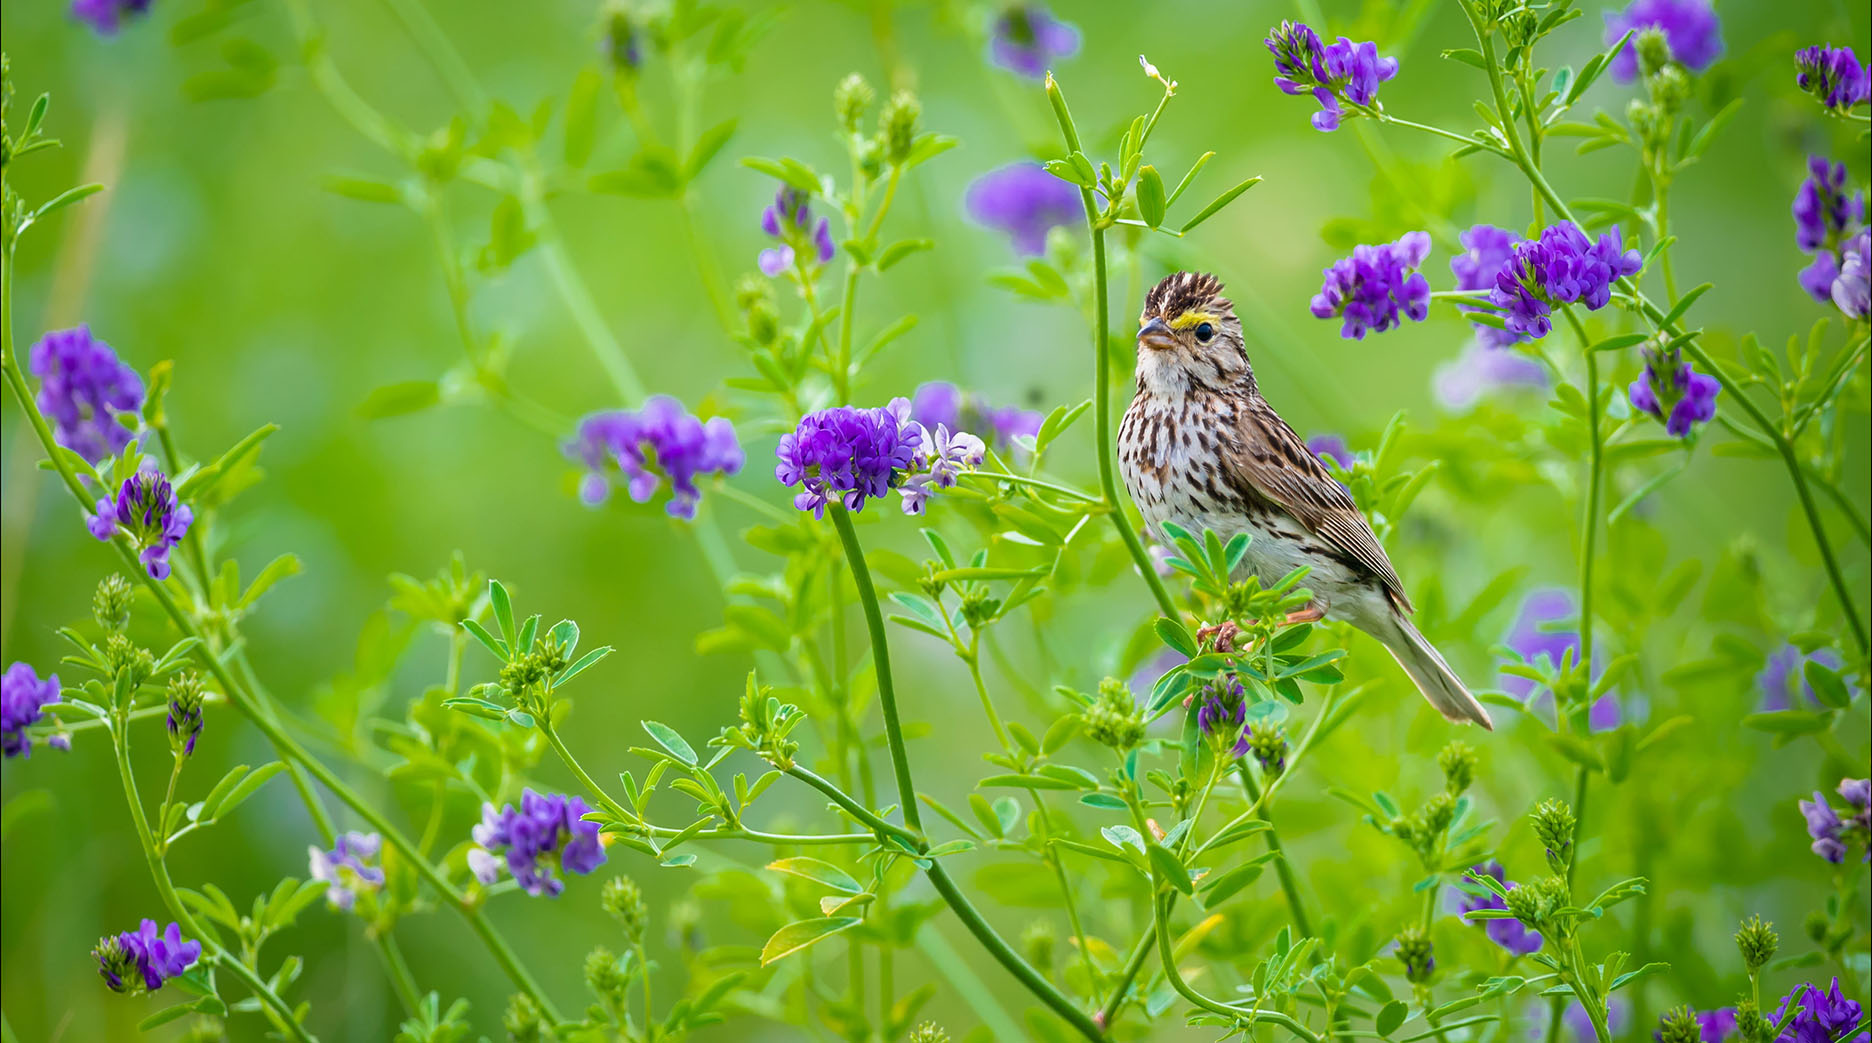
[1118,271,1492,729]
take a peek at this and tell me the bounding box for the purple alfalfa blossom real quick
[757,185,834,277]
[1756,644,1855,711]
[3,663,63,759]
[1603,0,1722,83]
[1834,229,1869,318]
[1792,157,1861,256]
[468,790,606,898]
[1434,340,1549,411]
[1798,779,1869,864]
[565,398,743,520]
[987,4,1079,80]
[777,399,984,517]
[1195,674,1249,758]
[86,469,194,580]
[95,919,202,993]
[28,326,144,464]
[1451,225,1527,350]
[1772,979,1870,1043]
[309,831,386,912]
[964,163,1083,256]
[1628,345,1720,437]
[1492,223,1644,340]
[71,0,152,34]
[1455,861,1542,956]
[1499,590,1619,728]
[1310,231,1432,339]
[1264,22,1398,132]
[1795,46,1870,112]
[1305,434,1353,469]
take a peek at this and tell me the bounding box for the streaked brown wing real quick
[1223,396,1412,611]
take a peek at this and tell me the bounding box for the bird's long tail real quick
[1369,608,1493,730]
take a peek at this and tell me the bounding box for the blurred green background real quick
[2,0,1868,1039]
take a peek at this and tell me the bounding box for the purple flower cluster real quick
[3,663,63,759]
[1793,157,1867,311]
[309,831,386,911]
[1195,675,1249,758]
[1490,223,1642,339]
[1264,21,1398,132]
[1695,1009,1738,1043]
[28,326,143,464]
[87,469,194,580]
[1799,779,1870,864]
[1455,861,1542,955]
[565,398,743,520]
[1500,590,1621,731]
[1757,645,1853,711]
[1310,231,1432,339]
[468,790,606,898]
[1795,46,1870,112]
[964,163,1083,256]
[72,0,152,34]
[1603,0,1722,82]
[95,920,201,993]
[758,185,835,277]
[1772,978,1870,1043]
[1629,345,1720,437]
[776,399,984,517]
[987,4,1079,80]
[911,382,1044,454]
[1451,225,1526,350]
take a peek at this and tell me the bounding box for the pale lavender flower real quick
[28,326,143,463]
[1306,434,1352,469]
[1434,341,1548,410]
[965,163,1083,255]
[309,832,386,912]
[1833,229,1869,318]
[910,381,1045,454]
[468,790,606,897]
[1456,862,1542,956]
[565,398,743,519]
[72,0,152,34]
[1756,644,1852,711]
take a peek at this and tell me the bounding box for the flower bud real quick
[1082,678,1146,751]
[1244,723,1286,776]
[1736,1000,1768,1043]
[105,633,155,692]
[165,672,207,758]
[834,73,874,134]
[1417,793,1456,838]
[92,935,136,993]
[94,574,134,632]
[1734,915,1777,971]
[1394,927,1434,983]
[1635,28,1672,79]
[1021,920,1056,974]
[1658,1006,1701,1043]
[600,3,642,73]
[1530,798,1575,871]
[1504,883,1543,926]
[503,993,545,1043]
[1438,740,1476,795]
[583,946,630,1008]
[1649,66,1690,114]
[908,1024,950,1043]
[602,876,649,944]
[880,90,920,165]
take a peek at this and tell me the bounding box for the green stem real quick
[676,194,734,334]
[375,936,423,1017]
[786,765,922,846]
[962,645,1011,752]
[1563,307,1602,674]
[539,718,638,825]
[1148,892,1321,1042]
[1034,794,1098,997]
[1097,928,1155,1029]
[1236,764,1313,937]
[827,506,923,833]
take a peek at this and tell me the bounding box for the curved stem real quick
[786,765,922,846]
[538,718,637,825]
[1563,307,1602,673]
[1148,892,1321,1042]
[827,505,923,833]
[1235,763,1313,938]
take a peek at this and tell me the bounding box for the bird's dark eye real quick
[1194,322,1215,343]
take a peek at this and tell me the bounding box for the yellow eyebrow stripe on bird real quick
[1168,310,1218,330]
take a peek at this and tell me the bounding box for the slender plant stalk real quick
[1147,892,1322,1042]
[1235,763,1314,938]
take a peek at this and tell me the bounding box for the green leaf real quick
[767,857,863,894]
[1657,283,1712,330]
[1377,1000,1410,1037]
[198,765,252,821]
[488,581,516,648]
[976,774,1079,791]
[1591,333,1650,353]
[739,156,821,194]
[1741,710,1831,735]
[1179,176,1261,233]
[459,619,509,661]
[1155,617,1197,657]
[642,720,698,765]
[876,239,933,271]
[563,68,601,168]
[139,1002,201,1031]
[1165,151,1213,208]
[238,554,302,609]
[210,761,286,820]
[321,176,404,205]
[1197,861,1265,908]
[1441,48,1486,69]
[1802,659,1850,709]
[1147,842,1192,894]
[685,119,738,180]
[1135,165,1166,228]
[33,182,105,221]
[760,917,862,965]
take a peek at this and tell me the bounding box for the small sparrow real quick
[1118,271,1492,729]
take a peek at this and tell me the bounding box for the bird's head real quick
[1136,271,1253,394]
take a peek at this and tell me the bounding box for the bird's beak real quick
[1138,316,1176,351]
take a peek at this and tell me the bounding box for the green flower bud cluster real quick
[1394,926,1434,984]
[503,993,545,1043]
[1531,798,1575,874]
[907,1023,950,1043]
[583,946,630,1010]
[94,574,134,632]
[881,91,921,166]
[1021,920,1056,973]
[602,876,649,945]
[1734,915,1778,971]
[1658,1006,1702,1043]
[715,681,805,769]
[1438,740,1476,795]
[1081,678,1146,751]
